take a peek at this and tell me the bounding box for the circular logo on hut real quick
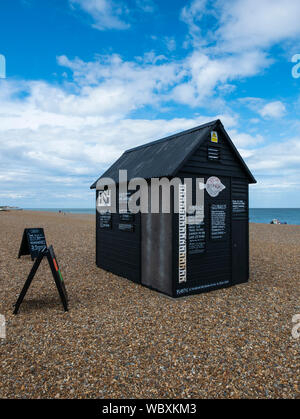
[204,177,226,198]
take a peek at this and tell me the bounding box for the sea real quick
[24,208,300,225]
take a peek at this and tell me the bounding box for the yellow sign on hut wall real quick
[211,131,218,143]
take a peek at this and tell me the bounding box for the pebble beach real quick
[0,210,299,399]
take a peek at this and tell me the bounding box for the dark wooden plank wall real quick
[96,190,141,283]
[180,130,247,179]
[231,178,249,220]
[231,178,249,283]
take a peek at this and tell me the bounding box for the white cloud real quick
[0,67,238,204]
[56,54,183,115]
[2,1,299,207]
[179,1,297,108]
[245,138,300,175]
[135,0,155,13]
[68,0,287,110]
[164,37,177,52]
[3,0,300,206]
[258,101,286,119]
[241,136,300,206]
[70,0,129,30]
[182,0,300,52]
[253,179,300,191]
[70,0,155,31]
[0,191,32,199]
[216,0,300,52]
[0,49,280,207]
[240,98,286,119]
[171,50,270,105]
[1,51,298,207]
[228,131,264,148]
[181,0,210,43]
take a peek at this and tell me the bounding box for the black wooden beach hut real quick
[90,119,256,298]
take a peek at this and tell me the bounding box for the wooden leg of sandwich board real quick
[46,251,68,312]
[13,251,45,315]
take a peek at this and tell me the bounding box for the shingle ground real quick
[0,211,299,399]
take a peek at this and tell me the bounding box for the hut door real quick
[141,213,173,296]
[232,221,248,285]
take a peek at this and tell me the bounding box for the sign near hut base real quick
[18,228,47,260]
[14,245,68,315]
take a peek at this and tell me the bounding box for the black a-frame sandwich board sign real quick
[18,228,47,261]
[14,245,68,315]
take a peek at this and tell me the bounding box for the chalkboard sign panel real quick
[210,204,227,240]
[232,200,247,213]
[120,213,135,222]
[188,223,206,255]
[119,223,134,232]
[18,228,47,260]
[99,213,112,229]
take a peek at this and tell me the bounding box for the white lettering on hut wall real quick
[178,184,187,283]
[232,199,246,213]
[176,280,230,296]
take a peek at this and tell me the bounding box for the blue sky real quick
[1,0,300,208]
